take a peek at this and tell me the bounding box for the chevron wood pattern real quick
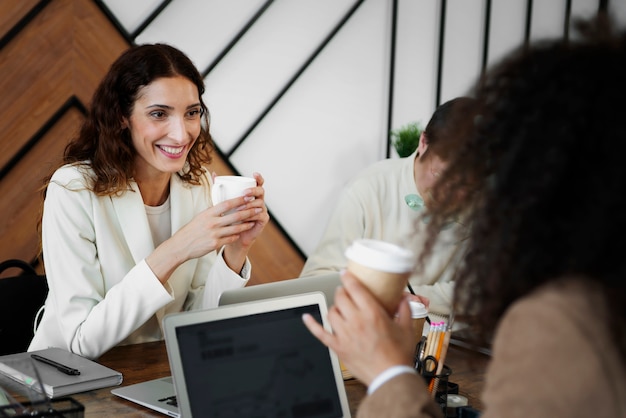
[0,0,304,283]
[0,0,39,39]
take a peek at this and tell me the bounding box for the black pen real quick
[31,354,81,376]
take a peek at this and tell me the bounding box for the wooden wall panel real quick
[0,2,72,170]
[71,0,130,103]
[0,0,304,282]
[0,0,128,277]
[0,0,39,39]
[0,108,83,269]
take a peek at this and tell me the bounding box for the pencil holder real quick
[421,364,452,416]
[0,397,84,418]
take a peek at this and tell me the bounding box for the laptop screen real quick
[175,302,345,418]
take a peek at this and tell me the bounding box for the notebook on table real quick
[0,347,122,399]
[218,272,342,307]
[112,292,351,417]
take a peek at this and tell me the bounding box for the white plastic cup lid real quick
[409,300,428,318]
[345,239,415,273]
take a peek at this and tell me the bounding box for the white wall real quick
[99,0,626,257]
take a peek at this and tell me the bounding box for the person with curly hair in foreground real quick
[304,16,626,417]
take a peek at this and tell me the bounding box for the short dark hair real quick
[421,96,479,161]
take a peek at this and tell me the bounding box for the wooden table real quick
[58,340,488,417]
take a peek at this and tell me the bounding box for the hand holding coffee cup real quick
[409,300,428,347]
[211,175,256,215]
[344,239,415,316]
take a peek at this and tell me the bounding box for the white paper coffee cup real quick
[345,239,415,316]
[409,300,428,343]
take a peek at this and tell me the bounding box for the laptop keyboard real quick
[159,395,178,407]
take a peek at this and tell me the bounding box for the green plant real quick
[391,122,423,157]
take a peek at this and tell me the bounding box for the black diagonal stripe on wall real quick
[524,0,533,48]
[93,0,134,44]
[385,0,398,158]
[0,96,87,182]
[202,0,275,77]
[435,0,446,108]
[564,0,572,40]
[0,0,52,51]
[482,0,492,75]
[228,0,366,156]
[129,0,173,40]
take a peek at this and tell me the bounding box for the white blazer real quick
[28,164,248,359]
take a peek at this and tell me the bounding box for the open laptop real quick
[218,272,342,307]
[112,292,351,417]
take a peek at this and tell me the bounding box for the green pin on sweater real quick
[405,194,424,211]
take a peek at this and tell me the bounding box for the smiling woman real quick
[125,76,204,205]
[27,44,270,359]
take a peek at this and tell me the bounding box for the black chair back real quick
[0,259,48,355]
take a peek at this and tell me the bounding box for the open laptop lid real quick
[163,291,351,418]
[218,272,341,307]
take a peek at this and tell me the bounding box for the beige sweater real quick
[357,279,626,417]
[301,151,467,315]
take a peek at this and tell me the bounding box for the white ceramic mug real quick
[211,176,256,206]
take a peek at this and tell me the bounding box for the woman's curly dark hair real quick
[61,43,213,194]
[422,16,626,356]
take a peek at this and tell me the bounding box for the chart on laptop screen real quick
[176,304,343,418]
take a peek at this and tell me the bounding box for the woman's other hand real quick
[303,272,415,386]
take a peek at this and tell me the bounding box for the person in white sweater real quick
[29,44,269,359]
[300,97,478,315]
